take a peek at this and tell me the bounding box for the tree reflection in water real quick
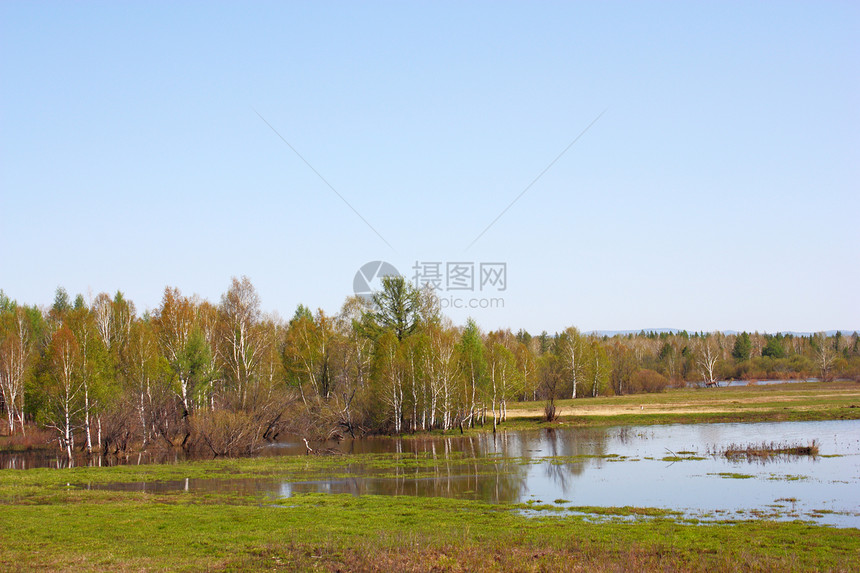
[12,421,860,528]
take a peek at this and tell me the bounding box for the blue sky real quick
[1,1,857,334]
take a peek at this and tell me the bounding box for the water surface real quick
[75,420,860,527]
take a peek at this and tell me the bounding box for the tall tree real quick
[366,276,419,342]
[762,336,786,359]
[559,327,588,399]
[283,308,335,404]
[514,339,538,401]
[486,334,517,431]
[425,318,459,430]
[812,332,838,382]
[587,340,611,397]
[123,319,167,448]
[0,307,32,434]
[696,337,719,386]
[458,319,485,427]
[375,330,404,433]
[334,297,374,435]
[218,277,268,409]
[66,304,109,454]
[732,332,752,362]
[43,326,83,458]
[609,343,636,396]
[153,287,210,417]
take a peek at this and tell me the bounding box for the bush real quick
[543,401,558,422]
[189,409,270,457]
[630,369,669,393]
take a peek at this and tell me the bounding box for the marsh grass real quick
[714,440,819,461]
[0,426,53,451]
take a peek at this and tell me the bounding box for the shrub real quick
[630,369,669,393]
[543,401,558,422]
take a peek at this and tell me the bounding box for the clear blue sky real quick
[2,1,857,334]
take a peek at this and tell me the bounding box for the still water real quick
[62,420,860,528]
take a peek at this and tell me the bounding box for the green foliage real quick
[458,319,487,421]
[290,303,313,325]
[0,289,14,312]
[762,336,786,359]
[365,276,419,342]
[732,332,752,362]
[51,286,70,318]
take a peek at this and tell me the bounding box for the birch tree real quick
[44,326,83,458]
[66,305,105,454]
[425,319,459,430]
[283,308,334,404]
[92,292,113,350]
[376,330,404,433]
[486,337,516,430]
[110,292,136,352]
[0,307,32,434]
[458,319,485,427]
[514,340,537,401]
[559,327,588,399]
[218,277,268,409]
[813,332,838,382]
[587,340,611,397]
[153,287,209,416]
[695,337,719,387]
[333,296,373,435]
[124,320,165,447]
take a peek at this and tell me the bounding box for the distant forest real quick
[1,278,857,456]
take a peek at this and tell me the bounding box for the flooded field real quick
[56,420,859,528]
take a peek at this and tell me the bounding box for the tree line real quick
[1,278,857,455]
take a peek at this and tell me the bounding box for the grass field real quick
[1,380,859,571]
[1,478,858,572]
[500,380,860,428]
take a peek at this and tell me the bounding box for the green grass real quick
[0,454,858,572]
[2,382,859,570]
[0,489,857,572]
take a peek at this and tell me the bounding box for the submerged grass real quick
[709,472,755,480]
